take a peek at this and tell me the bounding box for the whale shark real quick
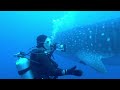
[51,12,120,73]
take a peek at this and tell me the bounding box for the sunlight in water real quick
[52,11,77,39]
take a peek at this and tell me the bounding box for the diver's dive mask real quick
[37,37,66,52]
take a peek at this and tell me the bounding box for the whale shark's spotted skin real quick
[52,17,120,73]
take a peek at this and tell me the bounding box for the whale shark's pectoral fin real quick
[77,51,107,73]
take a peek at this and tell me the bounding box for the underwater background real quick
[0,11,120,79]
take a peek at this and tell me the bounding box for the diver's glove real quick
[65,66,83,76]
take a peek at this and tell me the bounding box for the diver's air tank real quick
[15,53,34,79]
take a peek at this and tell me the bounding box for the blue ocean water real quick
[0,11,120,79]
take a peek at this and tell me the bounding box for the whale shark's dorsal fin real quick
[76,51,107,73]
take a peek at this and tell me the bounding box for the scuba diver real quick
[15,34,83,79]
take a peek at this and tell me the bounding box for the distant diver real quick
[15,34,83,79]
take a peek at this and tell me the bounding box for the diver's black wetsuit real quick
[29,47,64,79]
[17,47,83,79]
[17,35,83,79]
